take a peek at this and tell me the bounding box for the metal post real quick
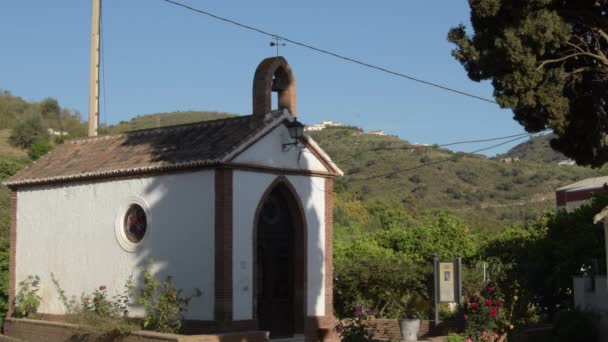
[457,257,463,306]
[434,258,440,326]
[483,261,487,285]
[88,0,101,137]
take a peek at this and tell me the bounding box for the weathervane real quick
[269,35,286,56]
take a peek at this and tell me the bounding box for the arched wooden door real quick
[255,182,306,338]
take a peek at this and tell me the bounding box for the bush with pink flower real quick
[462,286,512,342]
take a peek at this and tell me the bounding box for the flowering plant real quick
[463,286,511,342]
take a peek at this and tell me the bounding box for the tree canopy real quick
[449,0,608,167]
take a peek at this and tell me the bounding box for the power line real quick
[100,0,108,128]
[336,131,545,164]
[349,133,538,183]
[160,0,497,104]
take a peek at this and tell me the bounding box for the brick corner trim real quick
[8,190,17,317]
[214,168,233,322]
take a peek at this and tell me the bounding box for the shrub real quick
[9,115,49,149]
[134,259,202,333]
[463,286,510,342]
[51,273,138,337]
[14,275,41,318]
[28,138,53,160]
[335,314,374,342]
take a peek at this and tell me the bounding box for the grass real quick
[0,130,26,158]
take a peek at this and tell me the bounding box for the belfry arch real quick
[252,56,297,117]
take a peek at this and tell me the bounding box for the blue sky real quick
[0,0,530,155]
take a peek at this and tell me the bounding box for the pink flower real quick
[487,287,495,293]
[465,339,473,342]
[485,299,493,306]
[494,300,502,308]
[493,332,499,339]
[489,309,497,317]
[470,301,479,309]
[464,314,468,320]
[482,331,489,340]
[99,285,107,291]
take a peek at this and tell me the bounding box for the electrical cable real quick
[160,0,497,104]
[349,133,538,183]
[335,130,548,164]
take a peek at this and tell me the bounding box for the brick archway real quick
[252,176,307,336]
[252,57,297,117]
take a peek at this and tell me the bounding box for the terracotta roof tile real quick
[6,111,287,187]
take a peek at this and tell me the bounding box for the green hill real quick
[308,126,604,233]
[103,111,237,133]
[499,134,568,164]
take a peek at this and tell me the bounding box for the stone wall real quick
[367,319,460,340]
[3,318,268,342]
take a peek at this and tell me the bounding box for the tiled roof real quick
[6,111,290,187]
[557,175,608,192]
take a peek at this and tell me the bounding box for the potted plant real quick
[397,293,428,342]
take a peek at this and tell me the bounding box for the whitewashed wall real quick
[15,171,215,320]
[232,171,326,320]
[233,124,329,173]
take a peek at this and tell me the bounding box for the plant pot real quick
[398,318,420,341]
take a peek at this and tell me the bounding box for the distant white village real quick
[304,120,387,135]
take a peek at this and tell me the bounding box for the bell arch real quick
[252,57,297,117]
[252,176,307,337]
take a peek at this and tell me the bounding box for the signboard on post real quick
[439,262,455,302]
[433,258,462,324]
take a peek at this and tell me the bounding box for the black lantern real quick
[283,118,305,151]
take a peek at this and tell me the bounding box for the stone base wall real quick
[3,318,269,342]
[367,319,461,340]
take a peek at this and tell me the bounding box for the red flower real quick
[99,285,107,291]
[494,300,502,307]
[470,301,479,309]
[487,287,495,293]
[485,299,492,306]
[489,309,497,317]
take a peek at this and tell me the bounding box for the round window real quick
[124,204,147,243]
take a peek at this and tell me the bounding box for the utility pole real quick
[88,0,101,137]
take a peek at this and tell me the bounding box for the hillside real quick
[308,126,605,232]
[500,133,568,164]
[104,111,237,133]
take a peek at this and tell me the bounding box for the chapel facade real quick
[5,57,342,341]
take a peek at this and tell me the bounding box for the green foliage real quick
[373,212,479,263]
[14,275,41,318]
[51,273,138,337]
[444,333,465,342]
[334,238,427,319]
[133,259,202,333]
[474,193,608,328]
[463,287,510,342]
[334,211,476,319]
[335,317,375,342]
[9,115,49,149]
[449,2,608,167]
[27,138,53,160]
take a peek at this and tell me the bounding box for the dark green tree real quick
[9,115,49,149]
[449,0,608,167]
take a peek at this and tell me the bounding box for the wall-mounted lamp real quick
[283,119,304,151]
